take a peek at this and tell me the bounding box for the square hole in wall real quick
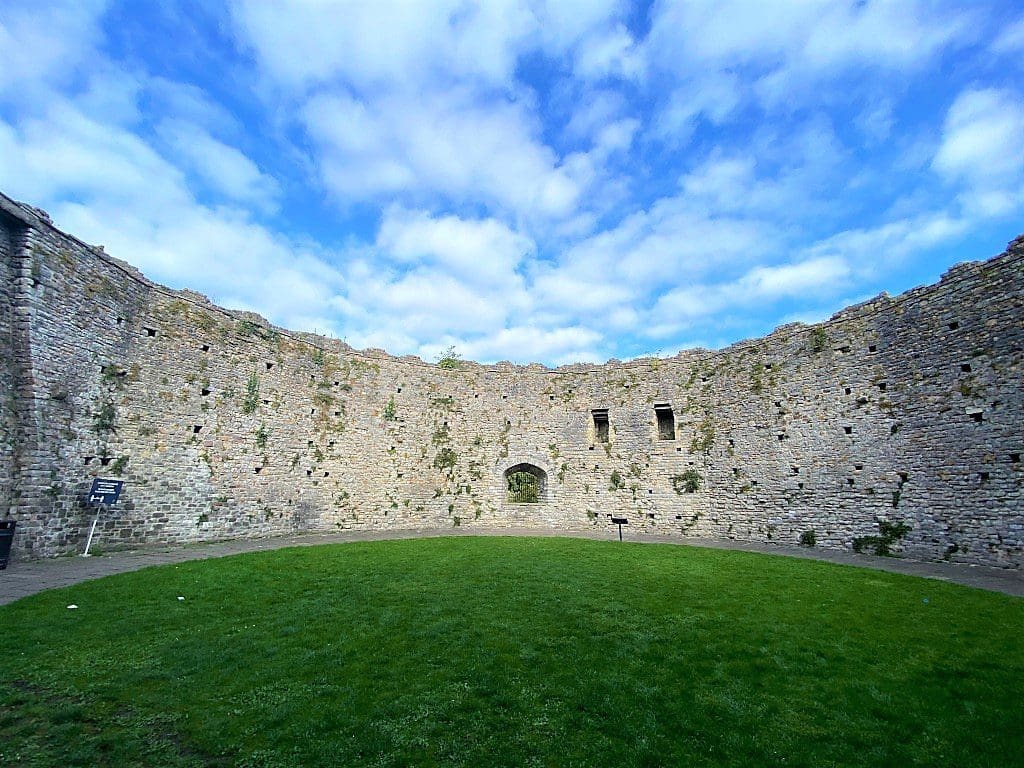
[201,343,209,352]
[948,321,959,330]
[970,411,984,423]
[144,327,157,337]
[192,425,202,434]
[201,388,211,396]
[266,362,274,370]
[844,426,853,434]
[878,382,887,391]
[254,467,262,474]
[1009,452,1021,463]
[844,387,852,395]
[980,471,990,481]
[960,363,972,373]
[868,345,877,352]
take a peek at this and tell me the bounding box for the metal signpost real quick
[611,516,628,542]
[83,478,124,557]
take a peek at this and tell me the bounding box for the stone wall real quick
[1,191,1021,567]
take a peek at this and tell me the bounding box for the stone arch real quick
[502,461,549,504]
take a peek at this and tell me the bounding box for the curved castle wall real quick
[1,192,1022,567]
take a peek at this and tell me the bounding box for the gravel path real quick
[2,527,1022,606]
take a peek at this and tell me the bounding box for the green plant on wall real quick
[255,423,269,450]
[242,372,260,414]
[93,401,117,435]
[807,327,828,354]
[382,396,397,421]
[690,417,715,455]
[433,447,457,471]
[609,470,625,491]
[750,362,764,394]
[437,345,461,370]
[672,470,702,494]
[853,520,912,556]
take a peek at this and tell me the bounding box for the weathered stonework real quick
[1,191,1022,567]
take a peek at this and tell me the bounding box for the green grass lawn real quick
[1,537,1022,767]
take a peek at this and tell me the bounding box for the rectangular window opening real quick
[592,409,610,443]
[654,404,675,440]
[144,327,157,337]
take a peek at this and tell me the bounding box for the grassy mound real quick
[1,537,1021,767]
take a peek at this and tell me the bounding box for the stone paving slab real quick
[2,528,1022,607]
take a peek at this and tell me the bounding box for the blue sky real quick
[1,1,1022,365]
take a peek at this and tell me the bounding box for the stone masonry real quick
[1,191,1022,567]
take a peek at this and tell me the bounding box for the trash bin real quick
[0,520,15,570]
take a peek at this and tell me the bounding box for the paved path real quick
[2,528,1022,606]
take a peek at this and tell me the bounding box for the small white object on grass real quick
[67,604,78,609]
[177,596,185,601]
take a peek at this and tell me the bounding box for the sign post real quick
[83,478,124,557]
[611,516,628,542]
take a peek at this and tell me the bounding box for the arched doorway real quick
[504,463,547,504]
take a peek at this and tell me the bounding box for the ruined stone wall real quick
[0,206,22,520]
[1,192,1020,566]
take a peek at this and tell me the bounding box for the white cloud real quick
[991,15,1024,55]
[652,73,742,144]
[933,87,1024,217]
[801,213,970,278]
[156,119,281,211]
[0,0,109,102]
[649,253,850,338]
[376,208,534,288]
[229,0,629,91]
[302,87,582,219]
[644,0,974,119]
[459,325,605,366]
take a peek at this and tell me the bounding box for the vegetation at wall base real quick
[1,537,1021,767]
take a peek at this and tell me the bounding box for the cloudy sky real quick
[1,1,1022,365]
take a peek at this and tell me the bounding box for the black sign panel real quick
[88,478,124,506]
[611,517,628,525]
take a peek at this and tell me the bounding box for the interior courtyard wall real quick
[1,193,1020,567]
